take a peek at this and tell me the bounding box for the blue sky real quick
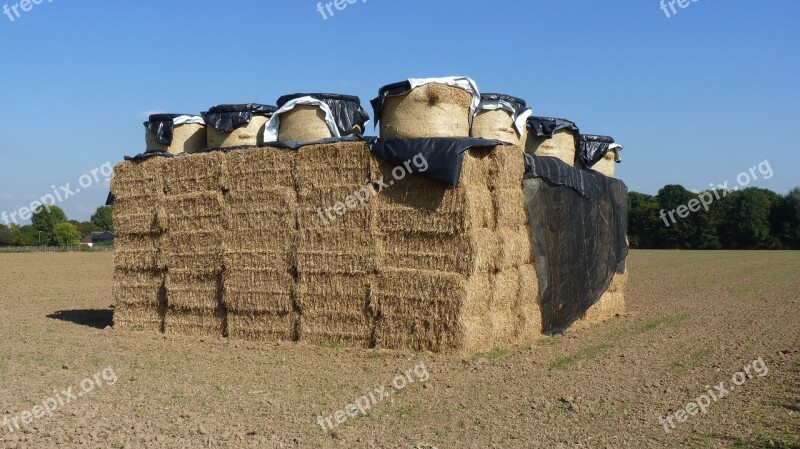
[0,0,798,223]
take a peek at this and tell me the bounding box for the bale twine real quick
[145,123,207,155]
[278,105,333,142]
[525,129,578,166]
[380,83,472,139]
[472,109,525,147]
[207,114,269,148]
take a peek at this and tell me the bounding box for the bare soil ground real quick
[0,250,798,448]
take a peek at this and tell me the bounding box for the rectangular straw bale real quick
[114,233,163,271]
[378,229,498,275]
[489,145,526,190]
[163,231,224,274]
[300,315,374,348]
[113,196,163,235]
[297,185,375,229]
[375,182,494,235]
[496,226,534,269]
[373,317,461,353]
[163,307,225,338]
[114,303,163,333]
[295,274,371,318]
[581,271,628,324]
[371,147,491,189]
[295,141,373,186]
[373,269,491,324]
[517,264,542,339]
[227,312,297,342]
[223,229,295,272]
[296,229,378,274]
[226,188,297,231]
[489,268,521,345]
[494,187,529,229]
[113,270,165,307]
[222,269,294,314]
[226,147,295,190]
[166,271,220,311]
[163,152,226,195]
[162,191,225,233]
[110,158,165,199]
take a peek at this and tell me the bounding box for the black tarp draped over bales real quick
[523,156,628,334]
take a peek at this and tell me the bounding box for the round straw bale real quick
[525,129,577,166]
[277,105,334,142]
[591,149,619,178]
[380,83,472,139]
[207,115,269,148]
[146,123,207,155]
[472,109,525,146]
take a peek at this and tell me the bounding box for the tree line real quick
[628,186,800,250]
[0,206,113,247]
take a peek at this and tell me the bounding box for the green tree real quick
[9,225,38,246]
[771,187,800,249]
[75,221,102,238]
[656,185,697,249]
[91,205,114,232]
[51,223,81,247]
[627,192,661,249]
[0,224,11,245]
[31,205,68,244]
[717,188,780,249]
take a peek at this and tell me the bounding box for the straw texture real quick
[207,115,269,148]
[525,130,577,166]
[380,84,472,139]
[591,150,619,178]
[278,105,334,142]
[146,123,207,155]
[472,109,525,147]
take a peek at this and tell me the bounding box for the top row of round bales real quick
[143,77,623,177]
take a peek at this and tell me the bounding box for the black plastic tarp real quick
[202,104,277,133]
[368,138,507,187]
[579,134,617,168]
[276,93,369,136]
[123,151,175,161]
[479,93,528,119]
[526,116,579,139]
[143,114,189,146]
[370,81,414,127]
[523,156,628,334]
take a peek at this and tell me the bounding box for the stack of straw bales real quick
[380,84,473,139]
[161,152,227,337]
[113,142,543,352]
[372,144,541,353]
[295,142,378,347]
[224,147,299,342]
[111,157,167,332]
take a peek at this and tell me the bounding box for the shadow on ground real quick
[47,309,114,329]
